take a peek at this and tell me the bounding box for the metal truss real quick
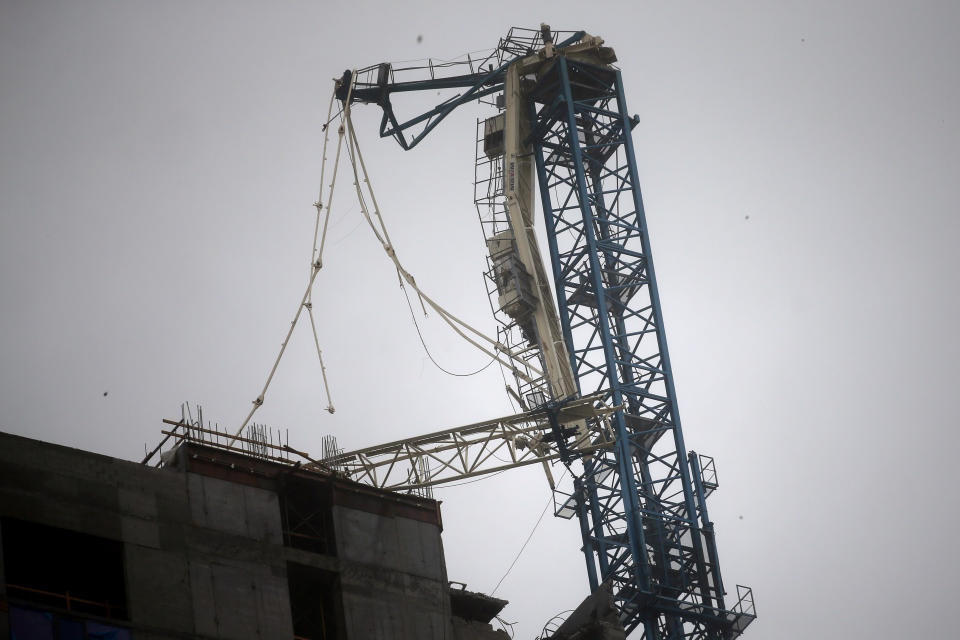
[527,56,755,638]
[335,26,754,639]
[320,393,618,491]
[339,28,585,150]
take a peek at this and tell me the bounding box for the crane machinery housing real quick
[330,25,756,639]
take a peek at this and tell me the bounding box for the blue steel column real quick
[527,55,745,637]
[557,57,651,600]
[611,70,717,613]
[573,476,600,591]
[689,453,725,610]
[531,99,611,590]
[611,69,702,545]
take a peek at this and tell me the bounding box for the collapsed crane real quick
[328,25,756,639]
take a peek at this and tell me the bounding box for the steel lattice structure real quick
[321,393,618,491]
[336,26,755,639]
[528,55,753,638]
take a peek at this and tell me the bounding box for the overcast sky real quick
[2,1,958,638]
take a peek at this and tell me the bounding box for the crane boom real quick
[319,392,617,491]
[334,25,755,639]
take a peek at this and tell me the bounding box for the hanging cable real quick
[330,214,366,245]
[306,303,335,413]
[321,106,344,131]
[435,468,509,488]
[232,67,543,441]
[400,280,496,377]
[305,85,342,415]
[311,88,338,270]
[490,468,570,596]
[490,498,550,595]
[229,262,326,446]
[341,104,543,383]
[229,81,354,445]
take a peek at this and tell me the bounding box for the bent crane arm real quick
[335,28,586,150]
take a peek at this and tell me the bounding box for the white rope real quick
[306,303,334,413]
[229,82,353,445]
[229,265,324,446]
[310,89,337,271]
[315,90,348,268]
[342,107,542,382]
[305,86,343,414]
[229,66,544,445]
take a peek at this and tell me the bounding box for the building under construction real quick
[0,428,512,639]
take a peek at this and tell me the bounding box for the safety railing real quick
[5,583,122,619]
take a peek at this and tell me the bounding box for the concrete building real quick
[0,430,509,639]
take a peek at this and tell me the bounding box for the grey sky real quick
[2,1,958,638]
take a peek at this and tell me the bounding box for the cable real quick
[400,281,497,378]
[330,216,366,245]
[341,104,544,383]
[490,468,570,596]
[306,303,335,414]
[491,498,551,596]
[321,106,344,131]
[435,469,508,489]
[229,83,351,444]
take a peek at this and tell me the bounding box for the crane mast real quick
[334,26,755,639]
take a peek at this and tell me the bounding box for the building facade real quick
[0,431,508,639]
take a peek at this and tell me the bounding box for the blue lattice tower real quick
[528,55,753,638]
[337,26,755,638]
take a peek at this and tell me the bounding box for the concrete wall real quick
[0,432,509,640]
[334,504,453,639]
[0,432,292,640]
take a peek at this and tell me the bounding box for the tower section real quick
[526,53,755,638]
